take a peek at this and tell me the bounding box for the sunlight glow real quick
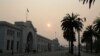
[47,24,51,27]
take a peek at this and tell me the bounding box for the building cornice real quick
[0,21,22,30]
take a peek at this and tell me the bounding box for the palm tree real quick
[93,39,100,53]
[82,31,90,52]
[80,0,95,8]
[63,29,75,53]
[81,25,94,53]
[93,17,100,52]
[61,13,84,54]
[93,17,100,34]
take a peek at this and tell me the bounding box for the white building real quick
[0,21,63,54]
[0,21,37,53]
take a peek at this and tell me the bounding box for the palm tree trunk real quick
[69,41,71,53]
[86,42,88,52]
[71,40,74,54]
[90,38,93,53]
[78,31,81,56]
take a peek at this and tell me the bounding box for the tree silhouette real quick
[61,13,83,54]
[93,17,100,53]
[93,17,100,34]
[93,39,100,53]
[80,0,95,8]
[63,28,75,53]
[82,18,100,53]
[82,25,94,53]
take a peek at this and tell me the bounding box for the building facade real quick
[0,21,62,54]
[15,21,37,53]
[37,34,52,52]
[0,21,22,53]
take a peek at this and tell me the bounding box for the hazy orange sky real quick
[0,0,100,46]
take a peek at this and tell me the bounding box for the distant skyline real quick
[0,0,100,46]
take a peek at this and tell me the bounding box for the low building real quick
[52,38,60,51]
[37,35,61,52]
[37,34,52,52]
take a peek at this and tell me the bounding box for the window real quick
[17,41,19,51]
[7,29,14,38]
[11,40,14,50]
[6,40,10,50]
[17,32,21,38]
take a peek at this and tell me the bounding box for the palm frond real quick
[61,13,84,42]
[93,18,100,33]
[82,25,94,43]
[80,0,95,8]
